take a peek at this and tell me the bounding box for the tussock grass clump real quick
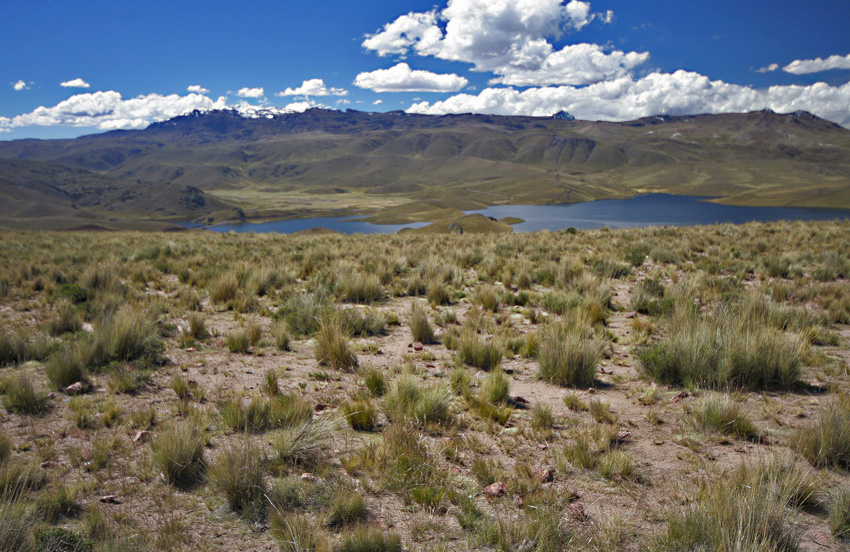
[638,304,804,390]
[791,395,850,469]
[337,308,386,337]
[0,431,11,464]
[186,312,209,341]
[314,320,358,371]
[409,308,436,344]
[829,483,850,540]
[655,466,803,552]
[383,374,453,427]
[226,329,251,353]
[363,367,387,396]
[337,527,402,552]
[45,346,87,390]
[210,271,240,304]
[480,369,510,405]
[537,324,605,388]
[218,394,313,433]
[90,306,162,365]
[688,394,760,440]
[46,301,83,336]
[0,460,45,501]
[150,421,206,488]
[270,513,330,552]
[457,331,502,371]
[1,373,48,415]
[325,492,368,528]
[272,418,331,468]
[208,440,266,519]
[341,398,379,431]
[0,499,37,552]
[338,271,383,303]
[282,291,334,336]
[0,330,29,367]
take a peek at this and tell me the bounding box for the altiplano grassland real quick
[0,220,849,551]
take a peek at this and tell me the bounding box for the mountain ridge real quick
[0,108,849,229]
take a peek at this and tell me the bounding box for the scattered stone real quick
[513,396,528,404]
[624,311,636,319]
[300,473,318,482]
[413,342,424,351]
[82,323,94,333]
[132,430,149,443]
[616,430,632,442]
[500,427,520,436]
[99,495,121,504]
[64,382,84,395]
[40,461,56,469]
[567,503,590,522]
[483,482,507,497]
[314,404,327,412]
[185,347,196,352]
[671,391,690,403]
[587,388,595,394]
[536,443,548,450]
[534,465,555,483]
[514,494,524,508]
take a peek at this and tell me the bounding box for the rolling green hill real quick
[1,107,849,229]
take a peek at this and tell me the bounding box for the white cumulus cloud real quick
[373,100,383,105]
[362,1,626,85]
[13,80,29,91]
[355,63,468,92]
[60,78,90,88]
[278,78,347,96]
[237,87,265,98]
[491,43,649,86]
[187,85,209,94]
[784,53,850,75]
[756,63,779,73]
[407,70,850,128]
[1,91,226,131]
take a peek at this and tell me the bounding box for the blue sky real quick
[2,0,850,139]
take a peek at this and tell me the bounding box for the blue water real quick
[468,194,850,232]
[197,216,429,234]
[187,194,849,234]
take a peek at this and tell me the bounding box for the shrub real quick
[150,421,206,488]
[792,395,850,469]
[456,331,502,371]
[383,375,453,427]
[537,324,604,388]
[1,373,48,415]
[409,308,436,344]
[208,440,266,520]
[688,394,760,440]
[314,320,358,371]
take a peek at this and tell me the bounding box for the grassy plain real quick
[0,220,849,551]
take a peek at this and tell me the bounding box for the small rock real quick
[65,382,84,395]
[513,396,528,404]
[567,503,590,522]
[132,430,149,443]
[483,482,508,497]
[671,391,690,403]
[82,323,94,333]
[40,461,56,469]
[185,347,196,352]
[536,443,548,450]
[500,427,520,436]
[413,342,424,351]
[514,494,524,508]
[300,472,318,482]
[534,465,555,483]
[616,430,632,441]
[99,495,121,504]
[314,404,327,412]
[624,311,636,319]
[587,387,595,394]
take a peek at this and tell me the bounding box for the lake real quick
[469,194,850,232]
[194,194,849,234]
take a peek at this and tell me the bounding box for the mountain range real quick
[1,107,849,230]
